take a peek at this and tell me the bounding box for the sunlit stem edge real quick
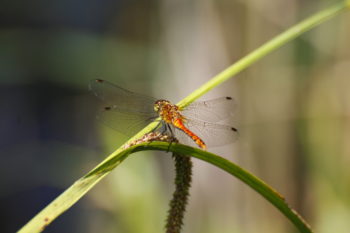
[177,0,349,108]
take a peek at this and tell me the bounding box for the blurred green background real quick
[0,0,349,233]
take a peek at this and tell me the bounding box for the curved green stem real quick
[18,142,313,233]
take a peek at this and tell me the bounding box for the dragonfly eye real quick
[154,99,169,112]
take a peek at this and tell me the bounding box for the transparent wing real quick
[171,126,198,148]
[89,79,157,114]
[174,118,238,148]
[181,97,236,123]
[95,105,158,136]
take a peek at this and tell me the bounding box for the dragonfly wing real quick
[89,79,157,114]
[183,118,238,147]
[95,106,158,136]
[181,97,236,123]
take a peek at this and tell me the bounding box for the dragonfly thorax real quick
[154,99,182,124]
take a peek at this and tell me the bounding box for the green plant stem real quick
[18,142,313,233]
[177,1,350,108]
[134,142,313,233]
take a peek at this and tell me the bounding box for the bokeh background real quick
[1,0,350,232]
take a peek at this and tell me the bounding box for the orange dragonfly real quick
[89,79,238,150]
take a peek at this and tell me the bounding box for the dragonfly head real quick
[154,99,171,113]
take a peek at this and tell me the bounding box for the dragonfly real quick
[89,79,238,150]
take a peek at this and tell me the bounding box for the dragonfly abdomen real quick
[172,118,207,150]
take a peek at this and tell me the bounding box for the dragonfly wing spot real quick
[182,119,239,147]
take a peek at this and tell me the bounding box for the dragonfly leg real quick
[167,137,179,153]
[166,124,178,152]
[167,123,175,137]
[151,121,163,134]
